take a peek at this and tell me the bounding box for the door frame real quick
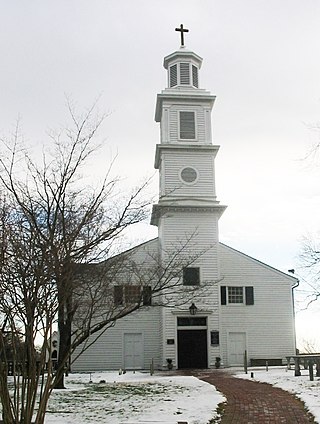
[176,316,208,369]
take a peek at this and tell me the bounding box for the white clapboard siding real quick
[72,239,161,372]
[218,243,296,366]
[160,211,219,258]
[72,307,161,372]
[162,150,216,199]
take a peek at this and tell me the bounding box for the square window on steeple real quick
[179,111,196,140]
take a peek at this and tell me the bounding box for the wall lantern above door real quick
[189,302,197,315]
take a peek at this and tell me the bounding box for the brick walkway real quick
[189,370,316,423]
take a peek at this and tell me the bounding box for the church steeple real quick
[151,28,226,226]
[155,32,216,146]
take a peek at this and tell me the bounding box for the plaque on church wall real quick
[167,339,175,345]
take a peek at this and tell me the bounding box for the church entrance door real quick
[177,329,208,369]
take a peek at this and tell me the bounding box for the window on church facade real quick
[183,267,200,286]
[220,286,254,305]
[179,111,196,140]
[228,286,243,304]
[114,285,152,306]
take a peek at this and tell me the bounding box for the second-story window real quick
[183,267,200,286]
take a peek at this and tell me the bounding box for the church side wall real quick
[218,244,296,366]
[72,239,162,372]
[72,307,161,372]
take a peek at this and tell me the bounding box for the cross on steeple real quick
[175,24,189,47]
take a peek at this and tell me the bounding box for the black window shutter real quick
[114,286,123,306]
[142,286,152,306]
[220,286,226,305]
[245,286,254,305]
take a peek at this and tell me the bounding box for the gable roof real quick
[219,242,299,286]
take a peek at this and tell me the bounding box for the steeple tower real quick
[152,31,226,223]
[151,28,226,369]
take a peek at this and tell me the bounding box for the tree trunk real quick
[54,282,72,389]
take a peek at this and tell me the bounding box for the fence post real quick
[308,360,314,381]
[244,350,248,374]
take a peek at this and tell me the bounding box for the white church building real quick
[72,33,297,371]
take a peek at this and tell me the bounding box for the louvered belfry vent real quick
[180,111,196,139]
[180,62,190,85]
[169,64,178,87]
[192,65,198,88]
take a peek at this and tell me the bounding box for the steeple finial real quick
[175,24,189,47]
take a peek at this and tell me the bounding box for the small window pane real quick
[228,287,243,304]
[125,285,140,304]
[183,267,200,286]
[177,317,207,326]
[180,111,195,140]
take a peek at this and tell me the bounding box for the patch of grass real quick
[207,401,226,424]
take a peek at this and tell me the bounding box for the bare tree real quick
[299,235,320,306]
[0,105,216,424]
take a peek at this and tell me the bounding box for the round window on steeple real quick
[180,167,198,184]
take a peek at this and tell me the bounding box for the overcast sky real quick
[2,0,320,346]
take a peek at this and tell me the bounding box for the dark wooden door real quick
[178,329,208,369]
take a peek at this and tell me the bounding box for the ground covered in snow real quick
[3,367,320,423]
[45,371,225,424]
[236,367,320,423]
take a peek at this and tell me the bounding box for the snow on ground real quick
[236,366,320,423]
[45,371,225,424]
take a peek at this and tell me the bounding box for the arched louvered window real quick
[179,111,196,140]
[169,62,199,88]
[180,62,190,85]
[192,65,198,88]
[169,64,177,87]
